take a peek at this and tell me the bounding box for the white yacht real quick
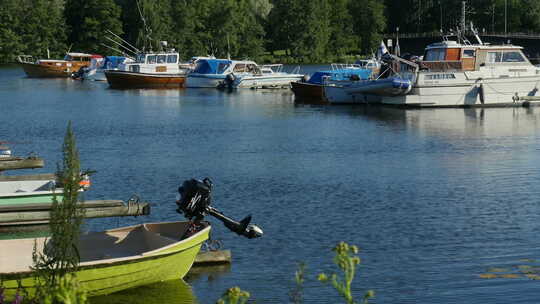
[326,29,540,107]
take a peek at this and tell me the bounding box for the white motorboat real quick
[81,56,133,81]
[227,64,304,89]
[185,58,260,88]
[329,27,540,107]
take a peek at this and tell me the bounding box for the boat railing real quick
[331,63,362,71]
[17,55,36,64]
[261,64,283,73]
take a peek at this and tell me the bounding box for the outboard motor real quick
[176,178,263,239]
[224,73,235,90]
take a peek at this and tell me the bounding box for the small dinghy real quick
[0,221,211,297]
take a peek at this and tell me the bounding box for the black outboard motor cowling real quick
[176,178,213,221]
[176,178,263,239]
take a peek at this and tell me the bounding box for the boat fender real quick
[301,74,309,82]
[478,84,485,104]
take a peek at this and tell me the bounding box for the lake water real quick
[2,65,540,303]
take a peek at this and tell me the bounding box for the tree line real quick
[1,0,540,64]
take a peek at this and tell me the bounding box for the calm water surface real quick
[2,65,540,303]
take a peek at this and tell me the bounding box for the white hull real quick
[185,75,225,88]
[382,74,540,107]
[234,74,303,88]
[325,85,382,104]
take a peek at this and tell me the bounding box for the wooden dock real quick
[0,199,150,226]
[0,157,44,171]
[193,249,231,266]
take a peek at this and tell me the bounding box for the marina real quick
[4,0,540,302]
[2,64,540,303]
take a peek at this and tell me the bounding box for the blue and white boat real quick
[185,59,259,88]
[82,56,133,81]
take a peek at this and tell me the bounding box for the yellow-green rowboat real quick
[0,221,210,298]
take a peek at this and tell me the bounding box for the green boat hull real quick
[1,223,210,298]
[0,193,58,205]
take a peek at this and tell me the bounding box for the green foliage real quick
[216,287,250,304]
[41,274,87,304]
[318,242,374,304]
[65,0,123,54]
[288,262,306,304]
[4,0,540,63]
[31,121,86,303]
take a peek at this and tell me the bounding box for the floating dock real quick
[0,156,44,171]
[193,249,231,266]
[0,199,150,226]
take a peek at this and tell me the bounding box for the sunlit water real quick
[2,65,540,303]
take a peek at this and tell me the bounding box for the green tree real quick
[328,0,358,60]
[350,0,386,55]
[32,122,86,301]
[64,0,123,54]
[0,0,25,62]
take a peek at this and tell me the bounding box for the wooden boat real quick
[0,221,210,298]
[104,70,185,89]
[104,51,187,89]
[291,81,327,103]
[17,53,101,78]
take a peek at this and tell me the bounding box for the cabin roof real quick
[426,41,523,50]
[66,52,95,57]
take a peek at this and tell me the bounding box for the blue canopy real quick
[193,59,232,74]
[308,68,372,84]
[103,56,126,69]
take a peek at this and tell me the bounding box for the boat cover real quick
[308,68,372,85]
[192,59,232,74]
[103,56,127,69]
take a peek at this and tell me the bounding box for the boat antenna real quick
[227,34,231,60]
[470,22,483,45]
[99,43,135,60]
[106,30,140,54]
[136,0,152,51]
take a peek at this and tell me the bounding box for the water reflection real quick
[89,279,197,304]
[185,264,231,283]
[320,106,540,138]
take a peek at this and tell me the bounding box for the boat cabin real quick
[122,52,182,74]
[192,59,260,75]
[63,53,99,62]
[421,41,531,72]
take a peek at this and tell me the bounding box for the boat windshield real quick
[135,54,145,63]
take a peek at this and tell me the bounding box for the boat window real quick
[157,55,166,63]
[463,50,475,58]
[83,57,91,61]
[72,57,81,61]
[425,74,456,80]
[167,54,177,63]
[424,48,446,61]
[147,55,157,64]
[502,51,525,62]
[487,52,503,63]
[233,64,246,73]
[136,54,145,63]
[217,63,229,73]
